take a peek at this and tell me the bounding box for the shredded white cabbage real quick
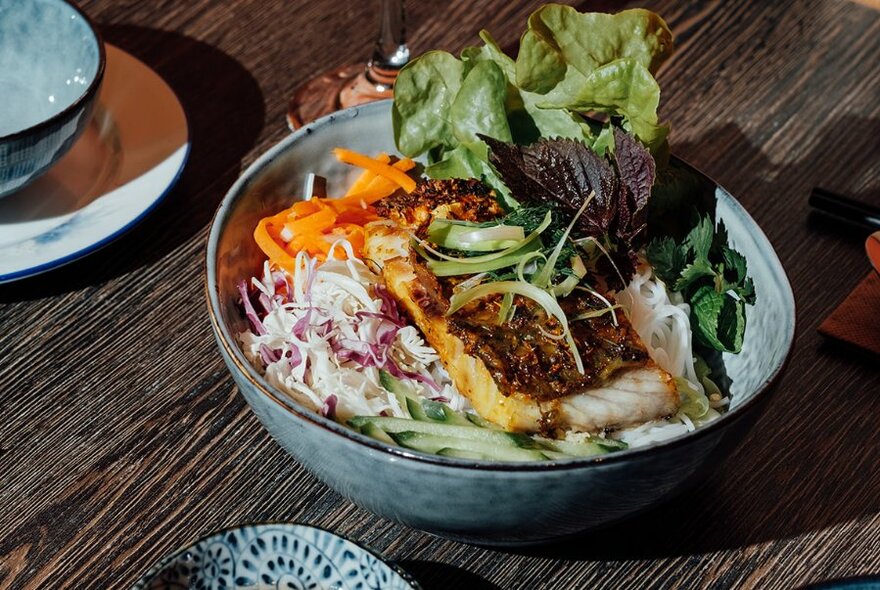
[238,243,468,421]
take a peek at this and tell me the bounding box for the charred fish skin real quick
[366,178,680,434]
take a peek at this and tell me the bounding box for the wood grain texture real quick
[1,0,878,588]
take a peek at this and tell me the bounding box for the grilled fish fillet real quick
[366,179,679,434]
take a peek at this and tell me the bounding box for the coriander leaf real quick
[712,219,730,257]
[647,212,755,354]
[721,245,747,283]
[684,215,714,260]
[646,236,685,285]
[721,246,756,304]
[674,259,716,292]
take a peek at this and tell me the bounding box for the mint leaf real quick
[691,285,746,353]
[720,246,756,304]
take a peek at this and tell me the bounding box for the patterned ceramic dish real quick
[0,0,105,197]
[205,100,796,545]
[132,523,420,590]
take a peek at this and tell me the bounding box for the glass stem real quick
[365,0,409,91]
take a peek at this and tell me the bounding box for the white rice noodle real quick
[613,262,726,447]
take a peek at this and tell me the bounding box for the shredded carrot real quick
[334,159,417,207]
[254,149,418,268]
[283,207,337,236]
[254,218,297,272]
[333,147,417,193]
[345,152,390,196]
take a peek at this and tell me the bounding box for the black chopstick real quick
[809,187,880,230]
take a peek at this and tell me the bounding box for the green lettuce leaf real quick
[515,5,674,93]
[450,60,511,160]
[392,6,675,176]
[392,51,463,157]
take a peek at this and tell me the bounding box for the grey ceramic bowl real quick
[206,100,795,546]
[0,0,105,197]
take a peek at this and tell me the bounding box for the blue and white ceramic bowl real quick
[0,0,105,197]
[132,523,420,590]
[205,100,796,545]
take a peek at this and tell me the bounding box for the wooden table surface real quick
[2,0,879,588]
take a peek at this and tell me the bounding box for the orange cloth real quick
[819,271,880,355]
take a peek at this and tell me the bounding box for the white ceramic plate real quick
[0,43,189,282]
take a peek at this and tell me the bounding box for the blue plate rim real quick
[0,45,190,284]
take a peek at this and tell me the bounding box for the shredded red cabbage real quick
[375,283,406,326]
[320,394,338,419]
[259,344,280,365]
[238,280,267,336]
[258,292,273,314]
[285,347,302,369]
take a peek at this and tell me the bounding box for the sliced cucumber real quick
[348,416,538,449]
[358,373,630,462]
[406,397,475,427]
[465,412,501,430]
[436,448,493,460]
[359,422,396,445]
[392,432,551,462]
[536,435,628,457]
[378,370,414,419]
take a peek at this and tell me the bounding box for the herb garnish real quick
[647,216,756,353]
[481,130,655,284]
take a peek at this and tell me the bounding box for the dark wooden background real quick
[1,1,879,588]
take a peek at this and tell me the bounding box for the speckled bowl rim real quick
[0,0,106,141]
[132,521,422,590]
[205,99,797,473]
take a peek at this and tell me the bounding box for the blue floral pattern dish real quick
[132,524,420,590]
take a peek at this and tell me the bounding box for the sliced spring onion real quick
[552,274,581,297]
[575,235,626,289]
[532,192,594,289]
[675,377,710,419]
[552,255,589,297]
[571,305,621,321]
[413,210,552,266]
[574,286,619,327]
[448,281,584,374]
[497,292,514,324]
[515,250,547,283]
[452,272,489,293]
[424,240,542,276]
[428,219,526,251]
